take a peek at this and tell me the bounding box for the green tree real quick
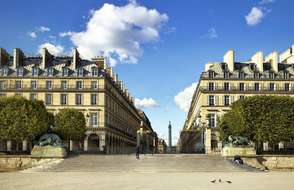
[219,96,294,151]
[0,96,50,148]
[53,109,86,141]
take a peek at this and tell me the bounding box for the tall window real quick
[224,72,229,79]
[269,83,275,91]
[91,94,97,105]
[224,95,230,106]
[91,81,98,89]
[75,94,82,105]
[76,81,83,89]
[60,94,67,105]
[238,72,245,79]
[92,67,98,77]
[77,68,83,76]
[269,72,275,79]
[239,95,245,100]
[285,83,290,91]
[239,83,245,91]
[15,80,22,89]
[47,67,54,76]
[90,113,98,127]
[208,95,215,106]
[254,83,260,91]
[31,80,37,89]
[224,82,230,91]
[32,67,39,76]
[208,82,214,91]
[45,94,52,105]
[16,68,23,76]
[254,72,260,79]
[46,81,52,89]
[30,93,37,101]
[208,113,216,128]
[62,67,68,76]
[61,81,67,89]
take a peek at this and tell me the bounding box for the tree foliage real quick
[53,109,86,140]
[219,96,294,147]
[0,96,50,142]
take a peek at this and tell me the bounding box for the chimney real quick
[223,50,235,72]
[41,48,53,69]
[265,51,279,73]
[280,45,294,64]
[13,48,24,69]
[93,57,107,69]
[0,48,9,67]
[251,51,264,72]
[72,48,80,70]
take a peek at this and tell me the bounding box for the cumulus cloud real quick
[28,32,37,38]
[59,31,74,37]
[60,1,168,66]
[38,42,64,56]
[201,27,218,39]
[245,7,265,26]
[174,83,197,112]
[135,98,158,109]
[38,26,50,32]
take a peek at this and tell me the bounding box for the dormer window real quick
[208,71,214,78]
[62,67,68,76]
[47,67,54,76]
[77,68,83,76]
[32,67,39,76]
[2,67,8,76]
[224,71,229,79]
[238,71,245,79]
[16,67,23,76]
[92,67,98,77]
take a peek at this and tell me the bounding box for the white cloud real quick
[38,42,64,56]
[259,0,275,5]
[174,83,197,112]
[38,26,50,32]
[28,32,37,38]
[245,7,264,26]
[201,27,218,39]
[59,31,74,37]
[135,98,158,109]
[64,1,168,66]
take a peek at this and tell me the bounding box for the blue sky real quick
[0,0,294,144]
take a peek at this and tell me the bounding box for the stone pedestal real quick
[7,140,12,152]
[22,140,28,151]
[31,145,67,158]
[221,146,256,157]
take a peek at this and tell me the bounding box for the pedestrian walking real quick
[136,145,140,159]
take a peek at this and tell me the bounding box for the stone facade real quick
[0,47,157,154]
[179,45,294,154]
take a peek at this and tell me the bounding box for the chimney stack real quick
[251,51,264,72]
[41,48,53,69]
[13,48,24,69]
[223,50,235,72]
[0,48,9,67]
[72,48,80,70]
[265,51,279,73]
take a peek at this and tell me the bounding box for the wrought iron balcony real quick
[0,85,104,92]
[199,86,294,93]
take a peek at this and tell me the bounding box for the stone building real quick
[157,138,167,153]
[179,45,294,154]
[0,47,157,154]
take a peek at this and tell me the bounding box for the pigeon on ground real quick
[226,180,232,184]
[210,180,216,183]
[219,179,222,183]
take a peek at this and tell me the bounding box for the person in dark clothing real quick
[136,146,140,159]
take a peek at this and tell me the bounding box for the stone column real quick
[69,140,73,151]
[7,140,12,152]
[83,138,88,152]
[205,128,211,154]
[22,140,28,151]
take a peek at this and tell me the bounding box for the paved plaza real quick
[1,154,294,190]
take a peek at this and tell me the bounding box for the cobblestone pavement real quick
[1,154,294,190]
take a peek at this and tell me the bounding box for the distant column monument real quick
[168,121,172,152]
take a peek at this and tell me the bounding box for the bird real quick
[219,179,222,183]
[226,180,232,184]
[210,180,216,183]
